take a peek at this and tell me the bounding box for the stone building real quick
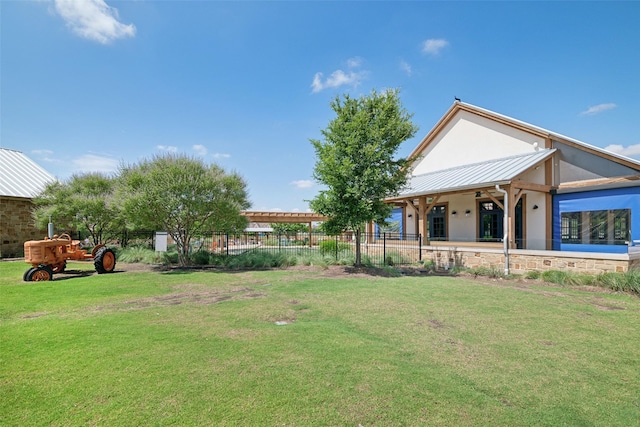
[0,148,55,258]
[383,101,640,274]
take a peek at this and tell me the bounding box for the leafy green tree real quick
[270,223,309,238]
[310,89,418,266]
[32,173,123,245]
[118,154,250,266]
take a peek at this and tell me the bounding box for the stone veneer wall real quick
[422,246,639,275]
[0,196,46,258]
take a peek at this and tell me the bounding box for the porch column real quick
[508,184,516,249]
[419,196,428,245]
[367,221,375,241]
[405,200,419,236]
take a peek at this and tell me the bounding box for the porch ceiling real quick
[390,149,556,200]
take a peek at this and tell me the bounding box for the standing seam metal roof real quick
[0,148,56,198]
[394,148,556,198]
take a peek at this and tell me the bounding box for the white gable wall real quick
[412,110,545,176]
[524,191,547,250]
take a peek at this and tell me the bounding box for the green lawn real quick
[1,261,639,426]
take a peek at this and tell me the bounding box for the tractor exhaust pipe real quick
[48,217,54,239]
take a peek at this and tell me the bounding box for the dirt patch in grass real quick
[21,312,49,319]
[120,288,266,309]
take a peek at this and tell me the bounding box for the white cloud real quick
[53,0,136,44]
[400,60,412,76]
[603,143,640,158]
[311,57,369,93]
[157,145,178,152]
[31,149,61,164]
[290,180,314,189]
[213,153,231,159]
[347,57,363,68]
[192,144,207,156]
[422,38,449,56]
[32,149,54,156]
[72,154,118,174]
[580,103,617,116]
[311,70,366,93]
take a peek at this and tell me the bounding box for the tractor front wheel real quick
[23,268,36,282]
[94,247,116,274]
[27,266,53,282]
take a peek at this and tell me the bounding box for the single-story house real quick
[383,101,640,274]
[0,148,55,258]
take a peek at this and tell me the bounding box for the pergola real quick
[241,211,327,224]
[240,211,328,247]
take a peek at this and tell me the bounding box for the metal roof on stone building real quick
[0,148,56,198]
[393,148,556,199]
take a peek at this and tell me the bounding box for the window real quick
[590,211,608,243]
[479,201,503,241]
[561,209,630,245]
[561,212,581,243]
[614,210,629,241]
[428,205,447,240]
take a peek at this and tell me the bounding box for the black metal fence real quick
[183,231,422,266]
[68,230,156,249]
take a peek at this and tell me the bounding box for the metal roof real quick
[394,148,556,199]
[0,148,56,198]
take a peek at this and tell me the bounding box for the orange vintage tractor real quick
[23,234,116,282]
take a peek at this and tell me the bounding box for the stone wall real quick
[422,245,638,275]
[0,197,45,258]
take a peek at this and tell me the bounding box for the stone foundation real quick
[422,245,639,275]
[0,197,46,258]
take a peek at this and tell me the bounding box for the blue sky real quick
[2,1,639,212]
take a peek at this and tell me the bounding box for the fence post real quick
[383,232,387,265]
[418,233,422,261]
[335,235,338,261]
[225,234,229,256]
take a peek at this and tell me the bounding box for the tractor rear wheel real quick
[94,247,116,274]
[27,266,53,282]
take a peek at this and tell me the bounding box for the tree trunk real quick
[355,228,361,267]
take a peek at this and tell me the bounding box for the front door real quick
[479,201,502,241]
[514,199,523,249]
[479,199,524,247]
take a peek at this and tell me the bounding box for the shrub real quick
[626,269,640,294]
[191,250,212,265]
[541,270,571,285]
[381,265,402,277]
[384,250,410,266]
[570,274,596,287]
[467,266,504,279]
[298,253,329,268]
[595,271,639,293]
[422,259,436,272]
[319,239,351,256]
[117,246,165,264]
[224,251,296,270]
[524,270,541,280]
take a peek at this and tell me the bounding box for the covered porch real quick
[384,150,555,252]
